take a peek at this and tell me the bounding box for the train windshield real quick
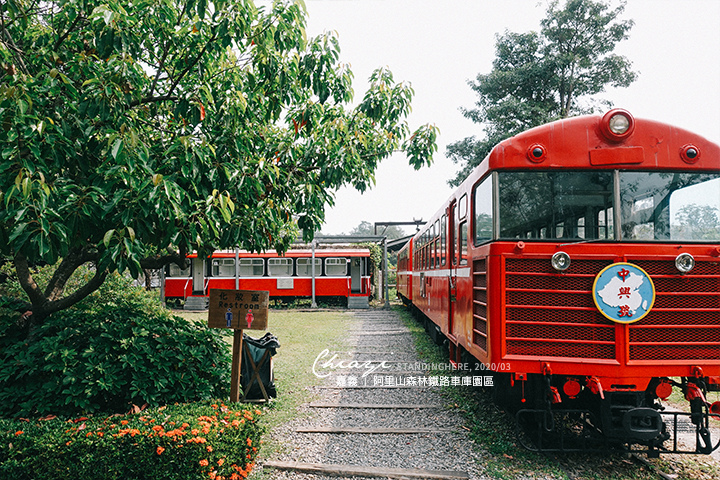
[498,171,614,240]
[619,172,720,241]
[497,171,720,242]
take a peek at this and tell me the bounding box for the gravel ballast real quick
[258,309,490,480]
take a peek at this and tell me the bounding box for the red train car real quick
[396,239,413,304]
[399,109,720,455]
[165,248,372,308]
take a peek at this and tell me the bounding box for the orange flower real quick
[217,458,225,467]
[231,420,240,428]
[199,459,209,467]
[246,438,252,447]
[152,425,164,432]
[120,420,129,425]
[156,446,165,455]
[14,431,23,436]
[206,446,213,453]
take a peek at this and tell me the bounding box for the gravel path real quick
[257,309,490,480]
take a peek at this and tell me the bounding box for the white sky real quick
[304,0,720,235]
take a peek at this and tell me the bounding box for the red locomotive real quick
[165,248,372,308]
[398,109,720,455]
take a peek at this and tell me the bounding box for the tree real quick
[674,204,720,240]
[447,0,636,186]
[349,220,407,240]
[0,0,438,329]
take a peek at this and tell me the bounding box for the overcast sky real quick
[303,0,720,236]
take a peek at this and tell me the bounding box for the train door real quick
[192,257,205,295]
[350,257,363,293]
[447,201,457,340]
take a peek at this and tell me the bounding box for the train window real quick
[268,258,293,277]
[325,258,348,276]
[168,260,191,277]
[619,172,720,241]
[434,238,440,268]
[430,240,440,268]
[212,258,235,277]
[458,194,467,219]
[459,221,468,265]
[473,177,492,245]
[597,207,614,239]
[498,171,613,240]
[239,258,264,277]
[441,215,447,265]
[296,258,321,276]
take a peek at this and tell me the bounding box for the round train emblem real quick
[592,263,655,324]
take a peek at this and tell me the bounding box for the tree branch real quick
[54,12,83,51]
[139,248,188,270]
[12,252,46,307]
[43,246,99,301]
[45,266,108,315]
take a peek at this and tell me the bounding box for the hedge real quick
[0,401,264,480]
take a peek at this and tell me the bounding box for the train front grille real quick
[503,258,720,361]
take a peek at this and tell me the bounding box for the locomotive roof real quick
[485,111,719,173]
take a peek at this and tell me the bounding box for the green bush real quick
[0,401,263,480]
[0,269,230,417]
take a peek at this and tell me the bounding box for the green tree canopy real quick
[0,0,438,325]
[349,220,407,241]
[447,0,636,186]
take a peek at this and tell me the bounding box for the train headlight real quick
[675,253,695,273]
[608,113,630,135]
[551,251,571,272]
[599,109,635,142]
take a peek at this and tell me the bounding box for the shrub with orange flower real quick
[0,401,264,480]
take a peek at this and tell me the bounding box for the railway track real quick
[261,309,484,480]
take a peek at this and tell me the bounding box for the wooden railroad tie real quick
[295,426,455,434]
[308,402,442,409]
[351,330,410,336]
[263,461,470,480]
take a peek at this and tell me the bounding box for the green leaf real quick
[111,139,123,160]
[103,229,115,247]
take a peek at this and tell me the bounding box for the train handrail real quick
[183,278,191,301]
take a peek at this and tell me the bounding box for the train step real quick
[183,296,209,311]
[347,296,369,309]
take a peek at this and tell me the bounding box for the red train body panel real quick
[398,110,720,454]
[165,248,372,305]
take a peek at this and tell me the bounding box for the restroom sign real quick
[208,289,269,330]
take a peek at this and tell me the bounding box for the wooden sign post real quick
[208,289,269,403]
